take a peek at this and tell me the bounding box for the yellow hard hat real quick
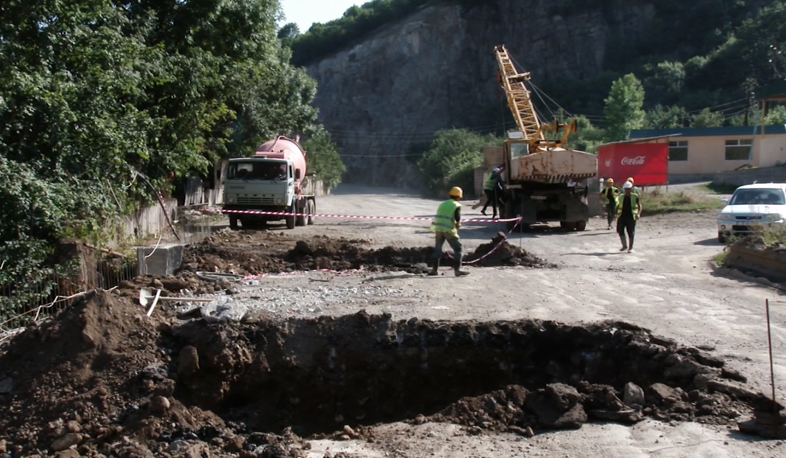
[449,186,463,199]
[606,178,614,184]
[627,177,634,183]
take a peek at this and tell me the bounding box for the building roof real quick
[597,134,677,148]
[629,125,786,139]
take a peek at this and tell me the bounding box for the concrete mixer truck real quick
[222,135,317,230]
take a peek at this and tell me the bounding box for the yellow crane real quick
[494,44,577,154]
[489,45,597,231]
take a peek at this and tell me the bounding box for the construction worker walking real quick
[600,178,619,230]
[430,186,470,277]
[617,181,642,253]
[481,164,505,218]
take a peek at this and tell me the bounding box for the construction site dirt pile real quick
[0,294,783,458]
[180,230,552,275]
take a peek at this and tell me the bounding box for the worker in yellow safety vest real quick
[481,164,505,218]
[429,186,470,277]
[600,178,620,230]
[616,181,642,253]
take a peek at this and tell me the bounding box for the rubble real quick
[0,291,783,457]
[180,230,553,276]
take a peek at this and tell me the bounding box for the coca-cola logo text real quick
[621,156,646,166]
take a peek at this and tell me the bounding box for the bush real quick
[303,129,346,189]
[418,129,502,196]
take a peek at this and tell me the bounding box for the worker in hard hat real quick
[430,186,471,277]
[481,164,505,218]
[626,177,640,195]
[616,181,642,253]
[600,178,620,230]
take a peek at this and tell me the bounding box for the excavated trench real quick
[164,312,785,438]
[1,292,784,458]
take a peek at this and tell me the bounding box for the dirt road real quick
[222,184,785,457]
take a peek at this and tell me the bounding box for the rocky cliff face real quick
[307,0,656,187]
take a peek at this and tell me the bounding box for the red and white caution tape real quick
[218,208,520,224]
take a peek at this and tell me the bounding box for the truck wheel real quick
[296,203,307,227]
[229,216,238,230]
[560,221,577,231]
[286,205,296,229]
[307,200,315,225]
[575,221,587,231]
[718,231,726,244]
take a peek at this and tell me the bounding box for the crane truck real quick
[491,45,597,231]
[223,135,316,230]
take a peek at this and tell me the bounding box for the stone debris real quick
[0,291,783,458]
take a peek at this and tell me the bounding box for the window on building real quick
[668,141,688,161]
[725,139,753,161]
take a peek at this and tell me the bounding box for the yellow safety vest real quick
[602,186,619,205]
[431,199,461,237]
[616,193,640,220]
[484,172,496,191]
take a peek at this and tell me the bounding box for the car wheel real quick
[718,231,727,244]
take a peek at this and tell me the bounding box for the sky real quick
[280,0,360,33]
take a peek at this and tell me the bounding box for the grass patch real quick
[640,190,725,216]
[695,182,739,195]
[713,251,727,267]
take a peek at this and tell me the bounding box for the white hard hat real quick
[623,182,633,189]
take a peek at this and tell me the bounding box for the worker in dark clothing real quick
[616,181,642,253]
[481,164,505,218]
[600,178,620,230]
[430,186,470,277]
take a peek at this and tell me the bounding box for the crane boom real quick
[494,45,543,142]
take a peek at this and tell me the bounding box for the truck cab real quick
[224,158,296,210]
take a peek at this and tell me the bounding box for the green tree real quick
[278,22,301,48]
[567,116,606,153]
[604,74,646,141]
[764,105,786,124]
[0,0,323,286]
[690,108,724,127]
[418,129,502,194]
[303,129,347,188]
[644,105,688,128]
[643,62,685,106]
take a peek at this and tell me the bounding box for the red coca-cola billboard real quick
[597,141,668,185]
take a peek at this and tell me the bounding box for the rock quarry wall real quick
[307,0,656,187]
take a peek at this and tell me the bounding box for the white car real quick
[717,183,786,242]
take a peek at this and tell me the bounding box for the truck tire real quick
[286,204,296,229]
[560,221,576,231]
[229,216,239,230]
[307,200,315,225]
[575,221,587,231]
[296,202,307,227]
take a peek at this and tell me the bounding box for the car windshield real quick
[729,188,786,205]
[227,161,287,180]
